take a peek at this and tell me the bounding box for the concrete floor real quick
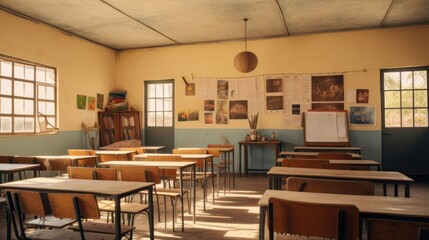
[1,173,429,240]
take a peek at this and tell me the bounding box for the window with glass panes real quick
[383,69,428,128]
[0,55,57,134]
[146,83,173,127]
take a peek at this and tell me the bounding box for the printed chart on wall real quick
[282,75,311,127]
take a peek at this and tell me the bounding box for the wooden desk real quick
[99,160,196,232]
[35,155,97,167]
[238,141,281,177]
[0,163,40,182]
[101,146,166,153]
[280,151,362,159]
[0,177,155,240]
[276,158,381,170]
[268,166,414,197]
[135,153,215,211]
[258,190,429,240]
[294,146,362,154]
[95,150,135,160]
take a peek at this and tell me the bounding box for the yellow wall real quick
[0,10,116,131]
[116,24,429,131]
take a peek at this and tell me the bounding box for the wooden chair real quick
[116,148,146,160]
[68,149,98,167]
[49,193,134,239]
[14,156,45,179]
[146,155,180,188]
[317,152,354,160]
[93,167,120,181]
[207,144,235,193]
[281,158,329,168]
[268,197,360,240]
[5,190,77,239]
[0,155,14,183]
[367,218,429,240]
[47,158,73,177]
[321,163,370,170]
[285,177,375,195]
[97,154,126,163]
[67,166,95,179]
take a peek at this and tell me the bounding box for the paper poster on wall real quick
[87,96,96,110]
[204,112,214,124]
[204,100,214,111]
[97,93,104,109]
[311,75,344,102]
[216,100,228,124]
[185,83,196,96]
[77,94,86,110]
[188,109,199,121]
[356,89,369,103]
[217,80,228,99]
[350,106,375,124]
[229,100,248,119]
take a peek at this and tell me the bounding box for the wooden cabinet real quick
[98,111,141,147]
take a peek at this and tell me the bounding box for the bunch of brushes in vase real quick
[248,113,259,129]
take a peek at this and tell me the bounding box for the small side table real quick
[238,140,281,177]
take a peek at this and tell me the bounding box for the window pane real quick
[14,63,24,79]
[1,78,12,95]
[47,117,56,128]
[14,99,24,114]
[414,71,427,89]
[0,60,12,77]
[402,109,413,127]
[415,109,428,127]
[155,112,163,126]
[24,100,34,115]
[401,91,413,108]
[25,117,34,131]
[36,67,46,83]
[14,81,24,96]
[14,117,24,132]
[385,109,401,127]
[38,101,46,114]
[46,102,55,115]
[0,97,12,114]
[24,65,34,81]
[164,112,173,126]
[46,68,55,84]
[147,99,155,111]
[0,117,12,132]
[46,86,54,100]
[401,71,412,90]
[164,83,173,97]
[156,99,163,111]
[384,91,400,108]
[414,90,427,107]
[147,112,156,126]
[164,98,172,111]
[25,82,34,98]
[156,84,163,97]
[147,84,155,98]
[38,85,46,99]
[384,72,400,90]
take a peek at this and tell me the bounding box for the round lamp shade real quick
[234,51,258,73]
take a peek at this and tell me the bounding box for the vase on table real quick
[250,129,257,141]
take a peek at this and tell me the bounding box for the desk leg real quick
[114,196,122,240]
[394,184,398,197]
[203,160,207,211]
[211,158,215,205]
[179,167,184,232]
[148,187,154,240]
[193,165,196,223]
[244,145,248,177]
[232,150,235,189]
[268,176,273,189]
[405,183,410,198]
[259,206,266,240]
[239,144,242,177]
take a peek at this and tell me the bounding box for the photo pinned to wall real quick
[77,94,87,110]
[311,75,344,102]
[188,109,199,121]
[266,77,283,93]
[185,83,196,96]
[229,100,248,119]
[178,109,188,122]
[266,96,284,111]
[312,102,344,110]
[204,100,215,111]
[97,93,104,109]
[292,104,301,115]
[87,96,96,110]
[356,89,369,103]
[350,106,376,125]
[216,100,228,124]
[217,79,228,99]
[204,112,214,124]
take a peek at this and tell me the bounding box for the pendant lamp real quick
[234,18,258,73]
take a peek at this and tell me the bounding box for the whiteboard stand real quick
[303,110,351,147]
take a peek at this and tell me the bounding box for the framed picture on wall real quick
[229,100,248,119]
[77,95,86,110]
[356,89,369,103]
[350,106,376,124]
[185,83,196,96]
[311,75,344,102]
[97,93,104,109]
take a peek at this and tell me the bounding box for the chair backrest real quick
[146,155,180,178]
[67,166,95,179]
[110,165,147,182]
[14,156,48,171]
[68,149,96,156]
[206,149,220,158]
[48,193,100,219]
[269,197,359,240]
[14,191,47,217]
[321,163,369,171]
[367,218,429,240]
[282,158,329,168]
[172,149,207,154]
[317,152,353,160]
[143,166,162,185]
[207,144,234,149]
[0,155,14,163]
[285,177,375,195]
[47,158,73,171]
[98,154,125,163]
[94,168,119,180]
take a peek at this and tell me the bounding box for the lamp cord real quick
[244,18,248,51]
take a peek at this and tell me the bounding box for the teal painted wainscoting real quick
[0,130,87,156]
[173,128,382,173]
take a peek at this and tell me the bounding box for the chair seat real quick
[140,188,186,198]
[26,216,76,228]
[275,234,325,240]
[97,200,149,214]
[68,221,135,235]
[27,229,114,240]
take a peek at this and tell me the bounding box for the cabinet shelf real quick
[98,111,141,147]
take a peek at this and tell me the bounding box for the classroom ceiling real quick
[1,0,429,50]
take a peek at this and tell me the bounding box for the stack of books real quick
[106,90,128,111]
